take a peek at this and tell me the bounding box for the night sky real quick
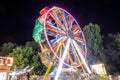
[0,0,120,45]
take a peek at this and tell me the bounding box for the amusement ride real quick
[32,6,91,80]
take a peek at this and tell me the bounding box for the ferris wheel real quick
[33,6,91,80]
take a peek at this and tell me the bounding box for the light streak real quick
[54,38,71,80]
[72,40,91,74]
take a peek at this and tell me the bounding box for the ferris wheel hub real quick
[67,30,74,39]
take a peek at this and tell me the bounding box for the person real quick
[27,72,30,80]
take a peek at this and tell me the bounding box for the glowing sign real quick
[91,63,107,77]
[0,57,13,66]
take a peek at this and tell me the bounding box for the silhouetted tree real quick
[104,33,120,74]
[0,42,16,56]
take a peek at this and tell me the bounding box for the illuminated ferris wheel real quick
[33,6,91,80]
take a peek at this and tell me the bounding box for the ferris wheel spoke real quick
[59,44,63,59]
[70,43,78,64]
[46,24,65,35]
[71,42,82,66]
[47,30,57,37]
[58,9,67,30]
[52,43,59,50]
[74,36,85,43]
[47,33,56,37]
[57,37,67,43]
[47,21,65,34]
[55,38,71,80]
[62,43,71,64]
[72,40,91,73]
[68,15,73,30]
[74,31,85,43]
[52,37,67,49]
[49,10,65,31]
[47,21,63,31]
[62,11,69,30]
[74,30,82,35]
[72,24,80,33]
[52,10,66,31]
[54,42,62,55]
[73,40,86,55]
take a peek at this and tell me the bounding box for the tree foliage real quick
[9,46,32,68]
[104,33,120,74]
[25,41,47,75]
[83,23,105,64]
[8,41,46,75]
[0,42,16,56]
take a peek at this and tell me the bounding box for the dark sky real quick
[0,0,120,45]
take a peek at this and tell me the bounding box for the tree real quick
[9,46,32,68]
[25,41,39,54]
[9,42,46,75]
[0,42,16,56]
[25,41,47,75]
[104,33,120,74]
[83,23,105,64]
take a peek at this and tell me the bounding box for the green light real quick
[32,19,44,43]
